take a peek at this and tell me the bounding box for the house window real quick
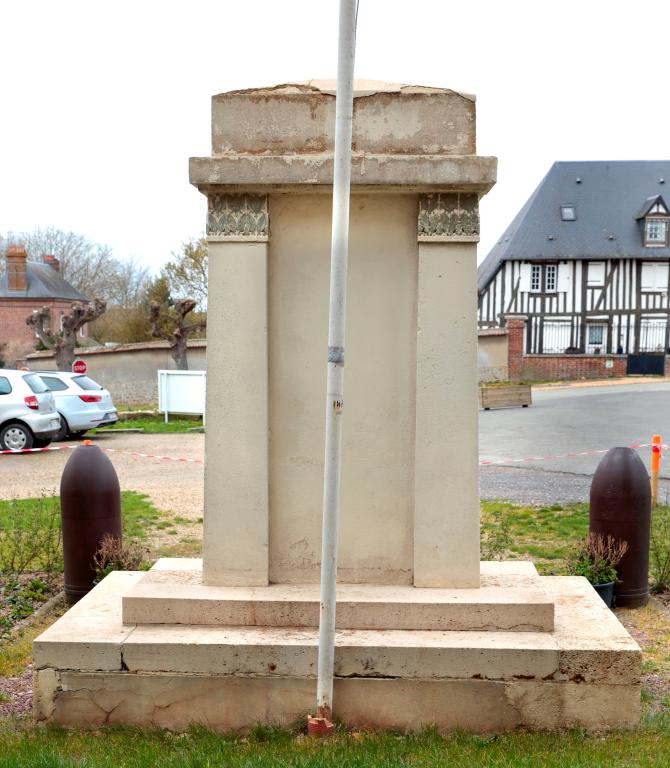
[545,264,557,292]
[641,262,669,292]
[587,262,605,287]
[530,264,542,292]
[560,205,576,221]
[588,325,604,345]
[645,218,669,246]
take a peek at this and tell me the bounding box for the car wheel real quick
[55,415,69,442]
[0,423,34,452]
[32,437,52,449]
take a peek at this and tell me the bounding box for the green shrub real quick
[481,510,512,560]
[650,505,670,593]
[0,496,62,577]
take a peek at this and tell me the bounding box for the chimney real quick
[42,254,60,273]
[6,245,27,292]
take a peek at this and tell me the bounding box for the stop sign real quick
[72,359,87,375]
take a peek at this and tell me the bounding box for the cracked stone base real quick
[33,567,642,733]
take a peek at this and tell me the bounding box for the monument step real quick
[33,571,639,686]
[121,559,555,632]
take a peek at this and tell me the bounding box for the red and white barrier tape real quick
[0,443,204,464]
[479,442,666,467]
[1,441,666,469]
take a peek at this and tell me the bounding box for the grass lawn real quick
[92,417,203,434]
[0,499,669,763]
[481,499,589,573]
[0,720,670,767]
[0,492,172,641]
[0,491,165,548]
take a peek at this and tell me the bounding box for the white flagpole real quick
[314,0,358,727]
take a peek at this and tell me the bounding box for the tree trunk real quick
[55,329,77,370]
[172,337,189,370]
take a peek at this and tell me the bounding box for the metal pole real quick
[315,0,358,725]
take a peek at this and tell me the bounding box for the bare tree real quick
[149,298,206,370]
[26,299,107,370]
[162,237,208,310]
[18,228,117,298]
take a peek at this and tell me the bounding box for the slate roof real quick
[478,161,670,293]
[0,262,88,301]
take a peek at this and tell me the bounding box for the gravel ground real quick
[0,667,32,719]
[481,464,670,505]
[0,432,205,521]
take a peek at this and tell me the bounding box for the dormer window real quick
[636,195,670,247]
[560,205,576,221]
[645,218,669,246]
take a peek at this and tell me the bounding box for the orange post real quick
[651,434,662,507]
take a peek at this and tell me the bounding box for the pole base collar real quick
[307,707,335,737]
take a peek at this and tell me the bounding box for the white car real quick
[36,371,118,440]
[0,369,60,450]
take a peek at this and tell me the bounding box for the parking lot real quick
[1,379,668,511]
[0,431,204,521]
[480,380,670,504]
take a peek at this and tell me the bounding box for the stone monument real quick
[34,82,641,732]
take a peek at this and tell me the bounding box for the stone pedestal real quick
[33,81,641,732]
[33,565,641,732]
[195,82,495,589]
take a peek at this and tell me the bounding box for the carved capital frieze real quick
[418,193,480,242]
[207,194,269,240]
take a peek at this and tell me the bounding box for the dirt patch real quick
[617,596,670,711]
[0,666,31,719]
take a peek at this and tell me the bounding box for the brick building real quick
[0,245,88,353]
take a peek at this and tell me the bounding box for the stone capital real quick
[207,193,269,240]
[417,193,480,242]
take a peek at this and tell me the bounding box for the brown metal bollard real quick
[60,442,121,605]
[589,447,651,608]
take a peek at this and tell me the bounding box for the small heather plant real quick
[567,533,628,585]
[93,534,147,582]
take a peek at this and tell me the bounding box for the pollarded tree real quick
[26,299,107,370]
[149,298,206,370]
[162,237,208,310]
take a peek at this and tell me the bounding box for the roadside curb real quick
[533,376,670,391]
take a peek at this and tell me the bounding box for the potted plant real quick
[567,533,629,608]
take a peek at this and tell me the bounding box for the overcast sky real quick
[2,0,668,272]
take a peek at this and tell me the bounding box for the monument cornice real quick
[189,154,497,194]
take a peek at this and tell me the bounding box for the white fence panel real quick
[157,370,206,423]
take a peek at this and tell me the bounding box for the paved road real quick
[1,382,667,511]
[480,381,670,504]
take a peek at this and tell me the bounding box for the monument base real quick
[33,563,641,733]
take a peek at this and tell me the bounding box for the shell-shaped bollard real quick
[60,442,121,604]
[589,447,651,608]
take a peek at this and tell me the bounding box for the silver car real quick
[37,371,118,440]
[0,369,60,451]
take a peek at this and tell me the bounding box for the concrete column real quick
[203,194,269,586]
[414,194,480,588]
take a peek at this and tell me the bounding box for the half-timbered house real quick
[478,161,670,372]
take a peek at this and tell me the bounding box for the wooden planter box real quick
[479,384,532,410]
